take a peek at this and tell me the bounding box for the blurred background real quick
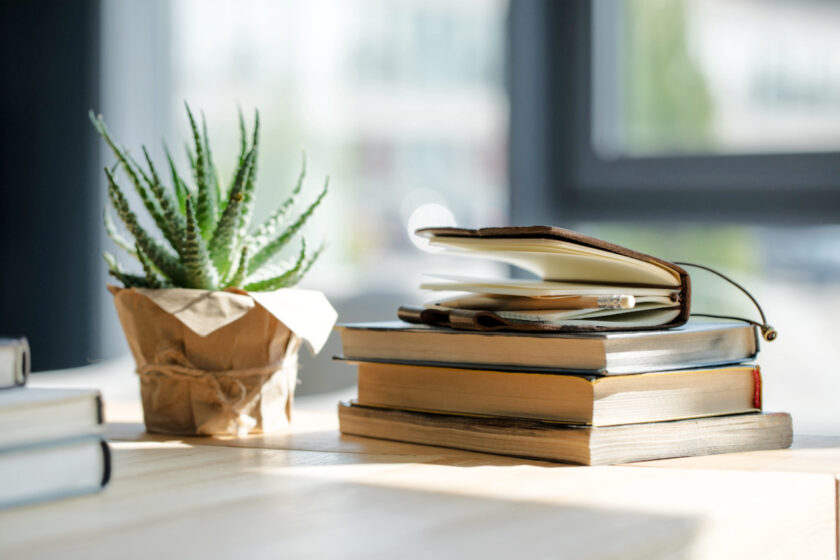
[1,0,839,431]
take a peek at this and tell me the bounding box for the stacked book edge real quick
[336,321,792,465]
[0,338,110,508]
[338,403,792,466]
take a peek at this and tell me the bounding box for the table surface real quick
[2,368,840,560]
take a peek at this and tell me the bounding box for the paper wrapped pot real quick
[109,286,337,436]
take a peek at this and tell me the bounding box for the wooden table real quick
[1,382,838,559]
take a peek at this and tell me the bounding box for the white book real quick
[0,436,110,508]
[0,388,104,449]
[0,337,29,389]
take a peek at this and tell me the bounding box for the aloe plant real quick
[91,104,327,291]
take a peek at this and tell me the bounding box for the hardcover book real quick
[338,402,792,466]
[353,362,762,426]
[0,435,111,508]
[0,388,104,448]
[401,226,691,332]
[0,337,29,389]
[337,320,758,375]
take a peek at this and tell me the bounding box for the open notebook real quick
[399,226,691,332]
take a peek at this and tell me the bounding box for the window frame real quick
[508,1,840,225]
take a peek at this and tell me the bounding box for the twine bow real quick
[136,348,288,436]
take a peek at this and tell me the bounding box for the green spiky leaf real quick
[142,146,185,251]
[247,177,328,275]
[164,143,190,216]
[94,106,328,292]
[210,149,255,277]
[286,239,325,287]
[244,241,307,292]
[225,245,250,289]
[183,198,218,289]
[135,244,168,289]
[103,252,155,288]
[185,143,196,173]
[89,111,172,246]
[238,107,248,159]
[185,103,216,238]
[201,112,223,214]
[103,208,137,257]
[247,151,305,251]
[105,167,185,284]
[237,109,260,240]
[229,108,250,226]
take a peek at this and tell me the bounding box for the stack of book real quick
[336,322,791,465]
[336,227,792,465]
[0,338,110,508]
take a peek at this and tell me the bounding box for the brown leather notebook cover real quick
[399,226,691,333]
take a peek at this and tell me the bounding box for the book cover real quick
[0,388,104,449]
[337,320,758,375]
[0,435,111,509]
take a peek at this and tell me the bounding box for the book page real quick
[484,308,683,328]
[432,293,676,311]
[421,275,679,297]
[428,302,678,323]
[428,237,680,287]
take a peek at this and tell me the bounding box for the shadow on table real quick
[2,441,705,560]
[107,421,571,467]
[80,433,833,559]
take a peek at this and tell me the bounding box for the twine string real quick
[135,348,286,419]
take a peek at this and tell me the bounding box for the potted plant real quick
[91,105,337,437]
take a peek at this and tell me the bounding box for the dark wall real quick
[0,1,102,370]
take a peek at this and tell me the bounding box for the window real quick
[166,0,509,297]
[594,0,840,157]
[509,0,840,224]
[509,0,840,434]
[101,0,510,392]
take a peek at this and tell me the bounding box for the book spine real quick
[752,366,762,409]
[0,337,30,389]
[95,394,105,425]
[100,439,112,487]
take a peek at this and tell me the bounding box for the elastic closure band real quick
[673,261,777,342]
